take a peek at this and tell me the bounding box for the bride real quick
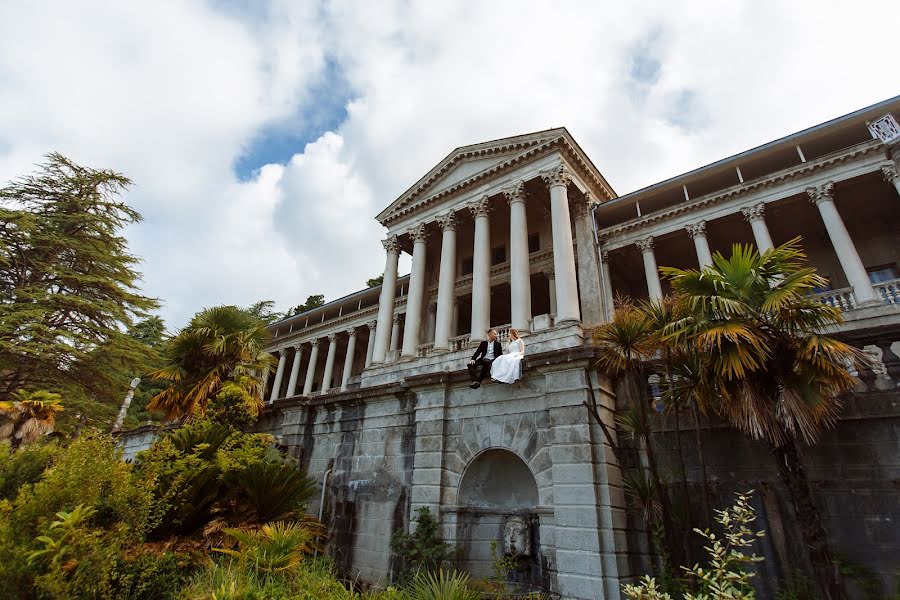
[491,329,526,384]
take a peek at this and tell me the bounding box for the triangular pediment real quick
[376,128,568,224]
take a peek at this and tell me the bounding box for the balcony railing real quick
[815,278,900,310]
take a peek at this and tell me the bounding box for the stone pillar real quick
[806,182,880,307]
[546,268,557,316]
[389,313,401,357]
[469,195,492,336]
[433,212,458,351]
[741,203,774,252]
[321,333,338,392]
[883,164,900,196]
[637,236,663,300]
[451,299,459,339]
[542,164,581,324]
[340,328,357,391]
[364,321,376,368]
[600,249,615,321]
[269,350,287,403]
[372,235,400,365]
[302,340,320,395]
[503,181,533,332]
[572,191,603,326]
[401,224,429,359]
[285,344,304,398]
[686,220,713,268]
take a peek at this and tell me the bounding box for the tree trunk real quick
[629,371,682,568]
[691,406,712,523]
[772,438,846,600]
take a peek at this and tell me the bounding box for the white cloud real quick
[1,0,897,327]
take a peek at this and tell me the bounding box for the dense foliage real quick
[0,154,160,432]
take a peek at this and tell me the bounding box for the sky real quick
[1,0,898,329]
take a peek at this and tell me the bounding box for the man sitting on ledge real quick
[467,329,502,389]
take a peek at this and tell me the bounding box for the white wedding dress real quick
[491,339,525,384]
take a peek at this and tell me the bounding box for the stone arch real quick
[458,447,539,509]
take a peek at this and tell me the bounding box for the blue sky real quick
[1,0,898,328]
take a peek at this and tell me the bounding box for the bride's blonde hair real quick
[509,329,520,340]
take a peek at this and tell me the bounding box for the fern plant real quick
[406,570,480,600]
[214,521,322,573]
[26,503,97,567]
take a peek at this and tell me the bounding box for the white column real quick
[321,333,338,392]
[546,269,557,316]
[686,220,713,268]
[401,224,429,359]
[389,313,401,357]
[883,164,900,196]
[600,249,614,321]
[741,203,774,252]
[364,321,376,368]
[637,236,663,300]
[269,350,287,402]
[285,344,304,398]
[451,299,459,339]
[542,164,581,323]
[433,212,457,350]
[426,302,437,343]
[302,340,320,395]
[504,180,533,332]
[371,235,399,365]
[469,195,492,335]
[806,182,880,307]
[340,328,357,391]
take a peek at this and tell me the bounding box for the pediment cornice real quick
[377,129,615,227]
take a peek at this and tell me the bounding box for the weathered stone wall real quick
[649,377,900,599]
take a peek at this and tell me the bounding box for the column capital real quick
[502,180,527,205]
[542,266,555,278]
[407,223,429,244]
[392,313,402,324]
[346,326,357,336]
[382,234,400,253]
[600,249,610,263]
[541,163,572,188]
[686,220,707,239]
[427,300,438,313]
[741,202,766,222]
[327,333,338,342]
[806,181,835,205]
[468,195,492,218]
[881,164,899,184]
[367,320,377,330]
[437,211,457,232]
[636,236,655,253]
[309,338,320,348]
[570,191,598,218]
[292,343,302,351]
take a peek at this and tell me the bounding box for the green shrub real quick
[405,570,480,600]
[390,507,453,583]
[215,521,322,573]
[109,551,195,600]
[225,459,318,523]
[0,440,59,500]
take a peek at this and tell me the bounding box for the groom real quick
[467,329,502,389]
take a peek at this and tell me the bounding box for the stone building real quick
[120,96,900,598]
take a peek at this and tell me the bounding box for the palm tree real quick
[149,306,275,420]
[661,238,862,600]
[0,389,64,449]
[591,298,682,568]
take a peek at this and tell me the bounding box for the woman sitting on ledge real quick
[491,329,525,384]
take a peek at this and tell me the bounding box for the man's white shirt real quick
[484,340,495,360]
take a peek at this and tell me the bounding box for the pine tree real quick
[0,153,159,432]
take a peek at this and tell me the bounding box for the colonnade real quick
[267,323,377,402]
[624,180,883,308]
[370,164,587,365]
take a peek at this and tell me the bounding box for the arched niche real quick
[458,448,539,509]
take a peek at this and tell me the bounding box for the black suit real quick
[468,340,503,384]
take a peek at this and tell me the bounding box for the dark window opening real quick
[867,264,900,284]
[528,233,540,254]
[461,256,473,275]
[491,245,506,266]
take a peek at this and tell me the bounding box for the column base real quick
[555,318,582,327]
[432,344,450,352]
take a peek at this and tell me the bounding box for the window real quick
[491,245,506,266]
[867,264,900,284]
[461,256,473,275]
[528,233,540,253]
